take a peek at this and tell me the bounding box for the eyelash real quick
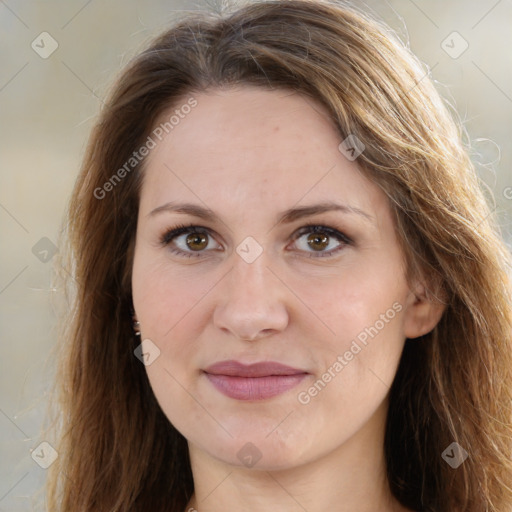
[159,222,353,259]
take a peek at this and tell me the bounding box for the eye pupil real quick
[186,232,208,251]
[307,232,329,251]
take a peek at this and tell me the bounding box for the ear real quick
[402,282,447,339]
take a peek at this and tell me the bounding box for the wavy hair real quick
[47,0,512,510]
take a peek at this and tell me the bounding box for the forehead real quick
[139,86,385,221]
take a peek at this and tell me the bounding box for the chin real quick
[190,420,321,471]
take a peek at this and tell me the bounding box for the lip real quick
[203,360,308,401]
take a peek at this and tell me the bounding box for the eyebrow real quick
[148,201,374,225]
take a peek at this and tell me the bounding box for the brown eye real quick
[186,232,208,251]
[292,225,352,258]
[161,224,220,258]
[161,223,351,260]
[306,232,329,251]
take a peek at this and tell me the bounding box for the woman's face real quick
[132,86,439,470]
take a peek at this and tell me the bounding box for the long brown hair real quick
[47,1,512,510]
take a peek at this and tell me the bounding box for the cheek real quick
[132,256,210,432]
[132,252,219,409]
[291,262,407,405]
[132,249,217,340]
[289,261,406,346]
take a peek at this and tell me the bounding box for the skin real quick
[131,86,445,512]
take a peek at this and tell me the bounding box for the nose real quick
[213,249,289,342]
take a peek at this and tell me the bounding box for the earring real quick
[132,314,141,336]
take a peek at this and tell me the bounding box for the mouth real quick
[203,360,309,401]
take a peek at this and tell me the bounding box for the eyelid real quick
[160,224,213,246]
[292,223,352,244]
[159,224,222,259]
[159,222,353,258]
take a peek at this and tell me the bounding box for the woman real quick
[48,0,512,510]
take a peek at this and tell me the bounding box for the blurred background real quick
[1,0,511,509]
